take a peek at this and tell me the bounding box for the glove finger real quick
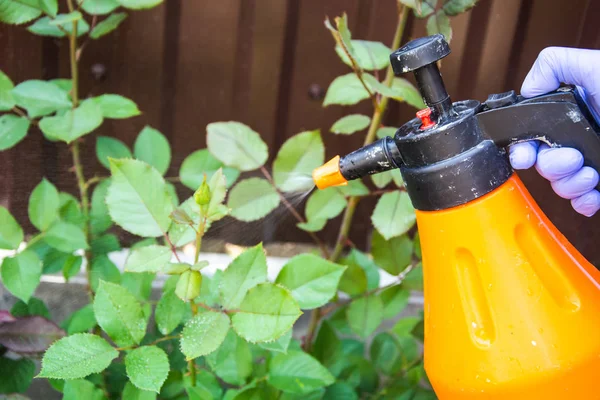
[571,190,600,217]
[509,141,539,169]
[550,166,599,199]
[535,144,584,181]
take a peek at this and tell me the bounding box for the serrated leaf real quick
[169,208,193,225]
[227,178,279,222]
[338,257,367,297]
[220,243,267,309]
[392,316,421,338]
[38,0,57,17]
[180,311,230,360]
[94,96,139,123]
[426,9,452,42]
[258,329,292,354]
[64,304,97,334]
[0,0,42,25]
[175,270,202,301]
[62,254,83,280]
[335,40,391,70]
[312,321,340,367]
[268,350,334,394]
[330,114,370,135]
[106,158,174,237]
[90,178,112,234]
[444,0,478,15]
[231,283,301,343]
[207,122,268,171]
[275,254,346,309]
[155,290,185,335]
[164,262,190,275]
[91,233,120,256]
[0,206,23,249]
[90,255,121,291]
[0,357,35,394]
[90,12,127,39]
[347,295,383,338]
[0,70,15,110]
[336,180,369,196]
[49,11,81,25]
[272,130,324,192]
[377,126,397,139]
[370,332,403,375]
[0,114,29,150]
[58,192,85,228]
[121,272,154,301]
[371,191,415,240]
[118,0,162,10]
[27,15,90,37]
[167,198,199,247]
[28,178,59,231]
[305,187,346,222]
[296,218,327,233]
[133,126,171,175]
[50,78,72,93]
[125,346,169,393]
[39,99,103,143]
[82,0,119,15]
[380,285,410,319]
[12,80,71,117]
[123,381,157,400]
[399,0,436,17]
[63,379,105,400]
[94,281,146,346]
[392,78,425,109]
[0,315,64,353]
[38,333,118,379]
[11,297,50,319]
[371,171,393,188]
[371,230,413,275]
[124,244,172,273]
[45,221,88,252]
[205,330,252,386]
[1,251,41,302]
[323,73,370,107]
[180,149,240,190]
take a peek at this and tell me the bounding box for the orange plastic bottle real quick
[418,174,600,399]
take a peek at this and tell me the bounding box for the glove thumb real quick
[521,47,600,121]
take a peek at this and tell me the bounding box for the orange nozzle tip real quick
[313,155,348,190]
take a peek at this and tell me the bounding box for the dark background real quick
[1,0,599,263]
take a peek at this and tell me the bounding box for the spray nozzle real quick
[312,137,402,190]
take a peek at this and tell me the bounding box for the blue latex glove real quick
[508,47,600,217]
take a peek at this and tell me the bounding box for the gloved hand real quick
[508,47,600,217]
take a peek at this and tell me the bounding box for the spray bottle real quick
[312,34,600,399]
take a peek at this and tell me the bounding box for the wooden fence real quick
[1,0,600,263]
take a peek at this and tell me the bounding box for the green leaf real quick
[106,158,174,237]
[90,255,121,292]
[186,370,223,400]
[414,231,422,259]
[156,290,186,335]
[45,221,88,252]
[82,0,119,15]
[50,11,81,25]
[164,262,190,275]
[0,114,29,150]
[0,357,35,394]
[399,0,436,17]
[90,178,112,234]
[220,243,267,309]
[206,122,268,171]
[63,379,104,400]
[123,381,157,400]
[0,206,23,249]
[12,80,71,117]
[370,332,403,375]
[125,346,169,393]
[377,127,397,139]
[337,180,369,196]
[94,280,147,346]
[27,15,90,37]
[118,0,162,10]
[305,187,346,221]
[392,316,421,338]
[133,126,171,175]
[323,73,370,107]
[371,191,415,240]
[395,335,420,369]
[275,254,346,309]
[90,12,127,39]
[312,321,340,367]
[11,297,50,319]
[180,149,240,190]
[1,251,41,302]
[392,78,425,109]
[124,244,172,273]
[0,0,42,25]
[347,295,383,338]
[232,283,301,343]
[121,272,154,301]
[227,178,279,222]
[62,254,83,280]
[58,192,85,228]
[64,304,97,334]
[296,218,327,233]
[268,350,334,394]
[338,258,367,297]
[370,171,392,189]
[180,311,230,360]
[380,285,410,319]
[258,329,292,354]
[28,178,59,231]
[272,130,324,192]
[94,94,139,121]
[39,99,103,143]
[205,330,252,386]
[38,333,119,379]
[444,0,478,15]
[371,230,413,275]
[335,40,391,71]
[0,70,15,111]
[426,10,452,42]
[91,233,121,256]
[50,78,72,93]
[38,0,57,17]
[175,270,202,301]
[330,114,370,135]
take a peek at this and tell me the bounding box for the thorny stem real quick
[83,175,108,190]
[259,166,331,259]
[163,233,182,263]
[305,4,409,350]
